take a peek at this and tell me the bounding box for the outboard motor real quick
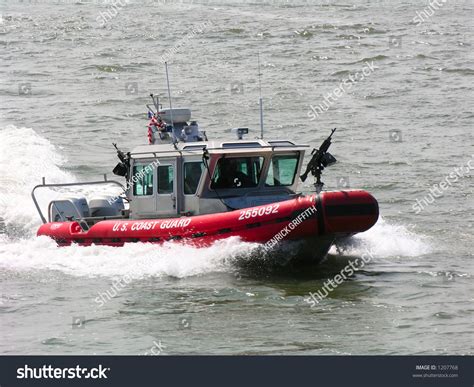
[48,197,90,222]
[88,196,124,217]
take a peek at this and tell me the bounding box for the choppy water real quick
[0,0,473,355]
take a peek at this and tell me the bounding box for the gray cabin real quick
[119,107,310,219]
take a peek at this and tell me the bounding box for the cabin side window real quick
[265,153,299,187]
[211,157,264,189]
[157,165,174,194]
[132,163,154,196]
[184,162,204,195]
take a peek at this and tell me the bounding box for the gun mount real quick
[112,143,130,178]
[300,128,337,193]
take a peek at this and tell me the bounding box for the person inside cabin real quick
[213,158,252,189]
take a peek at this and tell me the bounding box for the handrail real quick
[130,144,310,157]
[31,175,125,224]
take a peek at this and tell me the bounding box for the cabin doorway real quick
[156,159,178,216]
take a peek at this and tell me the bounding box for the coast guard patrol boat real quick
[33,92,378,263]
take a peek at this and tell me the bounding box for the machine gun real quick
[112,143,130,178]
[300,128,337,193]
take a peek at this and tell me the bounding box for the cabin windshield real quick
[211,156,264,189]
[265,153,300,187]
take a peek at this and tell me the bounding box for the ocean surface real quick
[0,0,473,355]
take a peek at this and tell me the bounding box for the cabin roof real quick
[130,139,310,159]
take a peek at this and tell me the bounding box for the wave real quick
[444,68,474,75]
[330,69,352,77]
[345,55,389,65]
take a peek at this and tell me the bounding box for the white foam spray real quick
[331,216,432,258]
[0,235,261,279]
[0,125,74,233]
[0,125,121,235]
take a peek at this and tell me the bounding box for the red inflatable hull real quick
[37,191,379,252]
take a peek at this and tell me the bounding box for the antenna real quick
[150,93,160,112]
[164,62,175,139]
[258,53,264,139]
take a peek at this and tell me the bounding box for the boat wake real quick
[331,217,432,259]
[0,234,261,279]
[0,125,120,237]
[0,125,431,279]
[0,125,74,235]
